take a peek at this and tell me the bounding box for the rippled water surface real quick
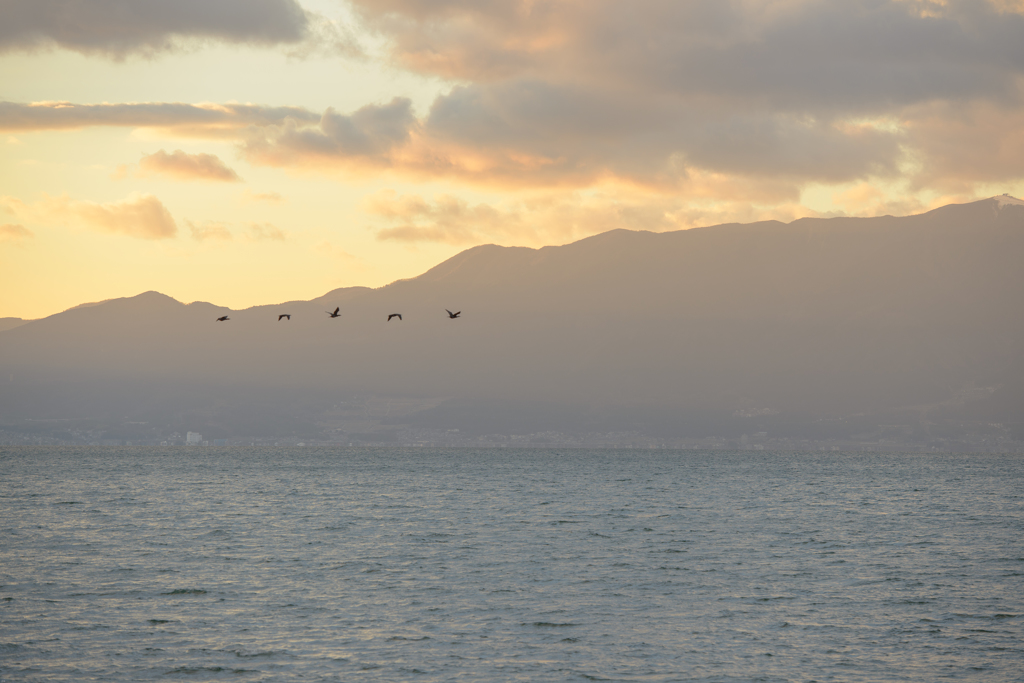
[2,447,1023,682]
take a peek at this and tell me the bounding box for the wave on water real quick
[1,446,1022,682]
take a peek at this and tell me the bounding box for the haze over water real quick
[2,446,1022,681]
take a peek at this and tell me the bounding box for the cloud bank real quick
[4,0,1024,230]
[319,0,1024,196]
[366,188,811,246]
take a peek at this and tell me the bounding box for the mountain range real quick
[2,196,1023,447]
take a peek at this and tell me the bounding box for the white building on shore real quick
[186,432,202,445]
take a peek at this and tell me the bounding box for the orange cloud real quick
[0,101,319,139]
[243,190,284,202]
[903,99,1024,194]
[46,193,178,240]
[370,193,507,244]
[3,192,175,239]
[331,0,1024,197]
[990,0,1024,12]
[4,1,1024,211]
[830,183,930,217]
[367,188,820,246]
[0,223,33,241]
[0,196,25,217]
[238,94,903,193]
[138,149,241,182]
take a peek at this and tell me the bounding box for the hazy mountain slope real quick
[1,197,1021,437]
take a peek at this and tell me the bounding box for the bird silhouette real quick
[446,309,461,319]
[388,313,402,321]
[327,307,341,318]
[216,316,230,322]
[278,314,291,321]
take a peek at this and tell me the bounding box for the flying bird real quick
[388,313,402,321]
[446,309,461,319]
[327,307,341,318]
[278,314,291,321]
[216,316,229,322]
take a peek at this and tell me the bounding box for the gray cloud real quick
[0,0,312,57]
[138,149,242,182]
[353,0,1024,111]
[0,101,320,137]
[237,78,902,189]
[329,0,1024,194]
[677,112,902,181]
[424,81,904,185]
[562,0,1024,113]
[901,99,1024,193]
[5,1,1024,198]
[243,97,417,167]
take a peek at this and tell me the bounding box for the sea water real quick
[1,447,1022,682]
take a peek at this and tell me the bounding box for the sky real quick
[2,0,1024,320]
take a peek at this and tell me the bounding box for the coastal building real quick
[186,432,202,445]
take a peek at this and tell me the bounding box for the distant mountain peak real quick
[65,290,180,313]
[993,193,1024,207]
[0,317,26,332]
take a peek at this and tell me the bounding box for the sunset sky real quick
[2,0,1024,320]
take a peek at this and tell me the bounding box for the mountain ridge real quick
[11,195,1018,325]
[2,196,1022,446]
